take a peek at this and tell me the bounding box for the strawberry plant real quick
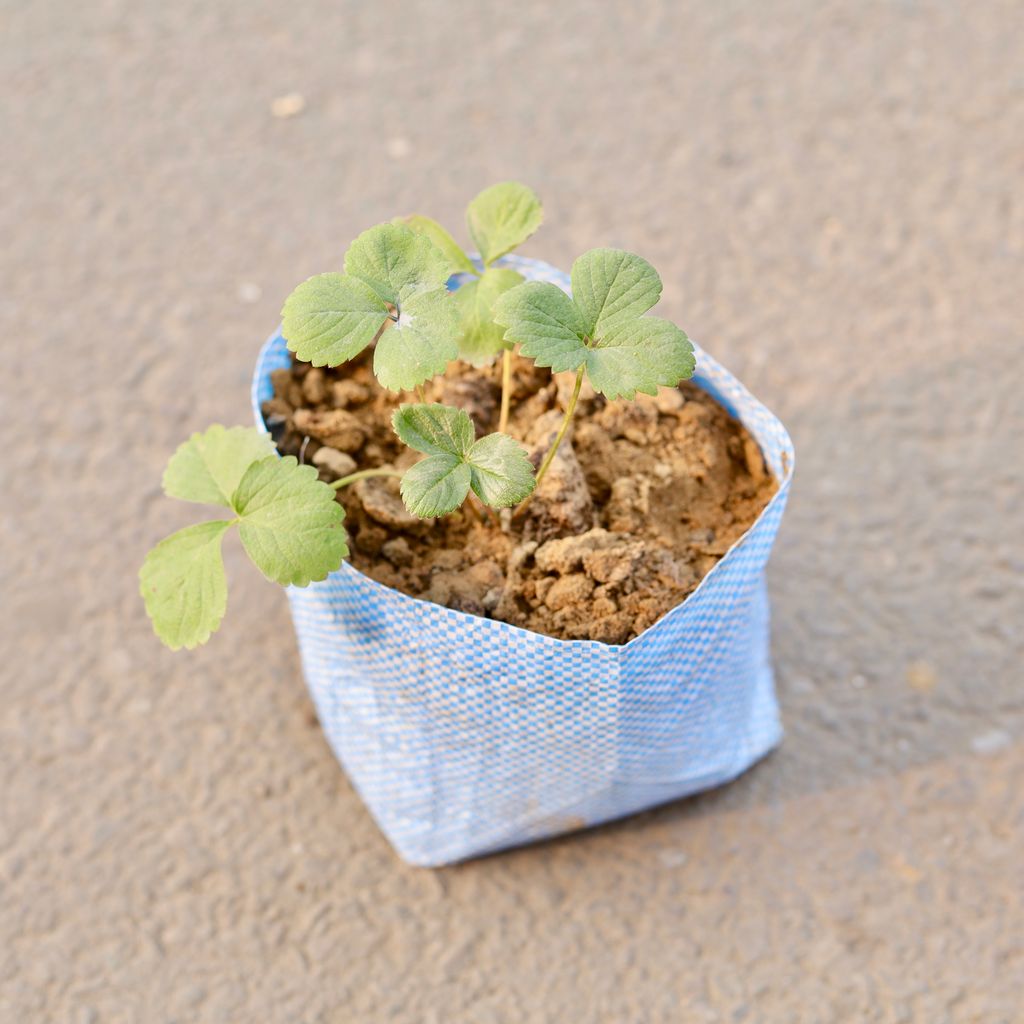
[493,247,695,499]
[141,186,695,650]
[397,180,543,431]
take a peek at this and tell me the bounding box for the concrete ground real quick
[3,1,1022,1020]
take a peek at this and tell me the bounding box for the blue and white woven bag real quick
[253,257,794,866]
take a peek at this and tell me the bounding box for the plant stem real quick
[514,366,585,516]
[535,367,583,486]
[416,385,427,404]
[330,467,403,490]
[498,348,512,434]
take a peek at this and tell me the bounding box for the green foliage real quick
[493,248,695,400]
[466,182,544,267]
[372,286,459,392]
[281,274,390,368]
[462,432,537,509]
[392,402,475,455]
[571,248,663,336]
[393,404,535,517]
[399,183,544,366]
[140,426,347,649]
[145,191,709,653]
[453,268,524,366]
[393,215,476,276]
[489,282,588,374]
[399,456,473,519]
[139,521,232,651]
[343,223,451,304]
[163,425,276,507]
[233,456,350,586]
[281,222,456,391]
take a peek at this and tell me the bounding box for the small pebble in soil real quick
[293,408,365,452]
[331,380,371,408]
[544,574,595,611]
[606,476,651,533]
[381,537,413,567]
[353,476,424,530]
[653,387,686,414]
[311,447,357,480]
[302,368,328,405]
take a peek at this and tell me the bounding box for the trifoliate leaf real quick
[233,456,348,586]
[570,248,662,337]
[466,433,535,507]
[455,267,524,366]
[466,182,543,266]
[344,222,451,305]
[399,454,472,518]
[139,520,232,650]
[373,286,459,392]
[281,273,389,368]
[162,425,276,508]
[492,280,588,373]
[392,403,536,516]
[585,316,696,400]
[496,248,695,399]
[392,403,475,457]
[396,215,477,276]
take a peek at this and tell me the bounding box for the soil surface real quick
[264,352,776,643]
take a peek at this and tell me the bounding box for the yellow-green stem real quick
[515,366,584,516]
[498,348,513,434]
[330,467,403,490]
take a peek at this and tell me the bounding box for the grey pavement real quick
[2,2,1022,1020]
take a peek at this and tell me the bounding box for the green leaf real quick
[392,403,535,516]
[585,316,696,400]
[162,425,276,508]
[492,280,588,373]
[139,520,232,650]
[496,248,694,399]
[344,222,451,305]
[466,433,536,507]
[395,215,477,275]
[373,286,459,392]
[281,273,389,368]
[399,454,472,518]
[466,182,543,266]
[233,456,348,586]
[570,248,662,337]
[455,267,524,366]
[392,403,474,457]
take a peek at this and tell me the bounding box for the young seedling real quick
[279,212,537,518]
[281,221,458,393]
[393,404,535,517]
[397,181,544,431]
[141,198,697,652]
[140,426,348,649]
[493,248,696,505]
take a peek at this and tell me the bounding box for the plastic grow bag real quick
[252,256,794,867]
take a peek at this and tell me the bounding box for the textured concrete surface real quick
[3,1,1022,1020]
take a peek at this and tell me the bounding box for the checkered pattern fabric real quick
[252,256,795,866]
